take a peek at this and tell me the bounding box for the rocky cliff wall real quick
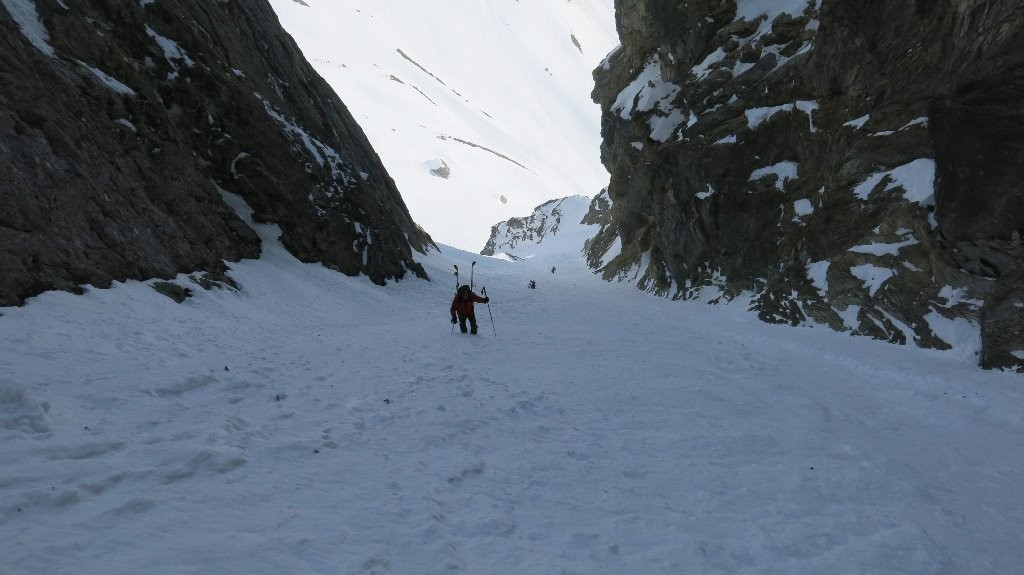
[481,196,593,259]
[589,0,1023,369]
[0,0,434,306]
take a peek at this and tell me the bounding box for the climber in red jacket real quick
[450,284,489,334]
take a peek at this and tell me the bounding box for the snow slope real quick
[2,194,1023,574]
[267,0,617,252]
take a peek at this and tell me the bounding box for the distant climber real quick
[551,266,556,274]
[528,280,536,289]
[450,285,489,334]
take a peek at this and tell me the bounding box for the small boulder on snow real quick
[426,159,450,179]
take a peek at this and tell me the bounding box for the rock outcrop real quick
[589,0,1024,369]
[0,0,434,306]
[482,196,593,259]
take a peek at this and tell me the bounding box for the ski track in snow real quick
[1,241,1023,574]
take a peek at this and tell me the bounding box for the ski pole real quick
[470,261,476,289]
[482,286,496,336]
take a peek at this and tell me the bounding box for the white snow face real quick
[268,0,618,252]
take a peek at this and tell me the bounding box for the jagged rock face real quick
[481,196,591,258]
[589,0,1024,369]
[0,0,434,306]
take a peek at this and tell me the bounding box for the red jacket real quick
[451,289,487,316]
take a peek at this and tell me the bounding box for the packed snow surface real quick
[2,201,1023,574]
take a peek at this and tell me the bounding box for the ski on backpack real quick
[451,264,459,333]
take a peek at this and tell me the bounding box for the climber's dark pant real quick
[457,313,478,334]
